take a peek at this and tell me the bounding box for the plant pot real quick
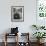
[37,39,45,44]
[40,38,45,43]
[37,39,40,43]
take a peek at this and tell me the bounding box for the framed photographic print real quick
[11,6,24,22]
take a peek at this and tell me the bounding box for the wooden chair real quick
[4,33,18,46]
[18,33,30,46]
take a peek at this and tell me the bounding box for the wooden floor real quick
[0,42,46,46]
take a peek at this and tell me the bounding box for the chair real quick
[4,33,18,46]
[4,27,19,46]
[18,33,30,46]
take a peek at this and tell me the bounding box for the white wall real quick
[0,0,36,33]
[0,0,36,42]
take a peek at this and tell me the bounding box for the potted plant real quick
[33,32,46,43]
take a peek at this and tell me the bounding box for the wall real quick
[0,0,36,42]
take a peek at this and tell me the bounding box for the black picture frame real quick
[11,6,24,22]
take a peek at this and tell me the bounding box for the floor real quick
[0,42,46,46]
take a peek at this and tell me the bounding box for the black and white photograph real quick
[11,6,24,22]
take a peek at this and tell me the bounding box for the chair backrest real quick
[18,33,29,42]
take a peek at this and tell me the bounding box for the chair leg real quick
[4,33,7,46]
[4,41,7,46]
